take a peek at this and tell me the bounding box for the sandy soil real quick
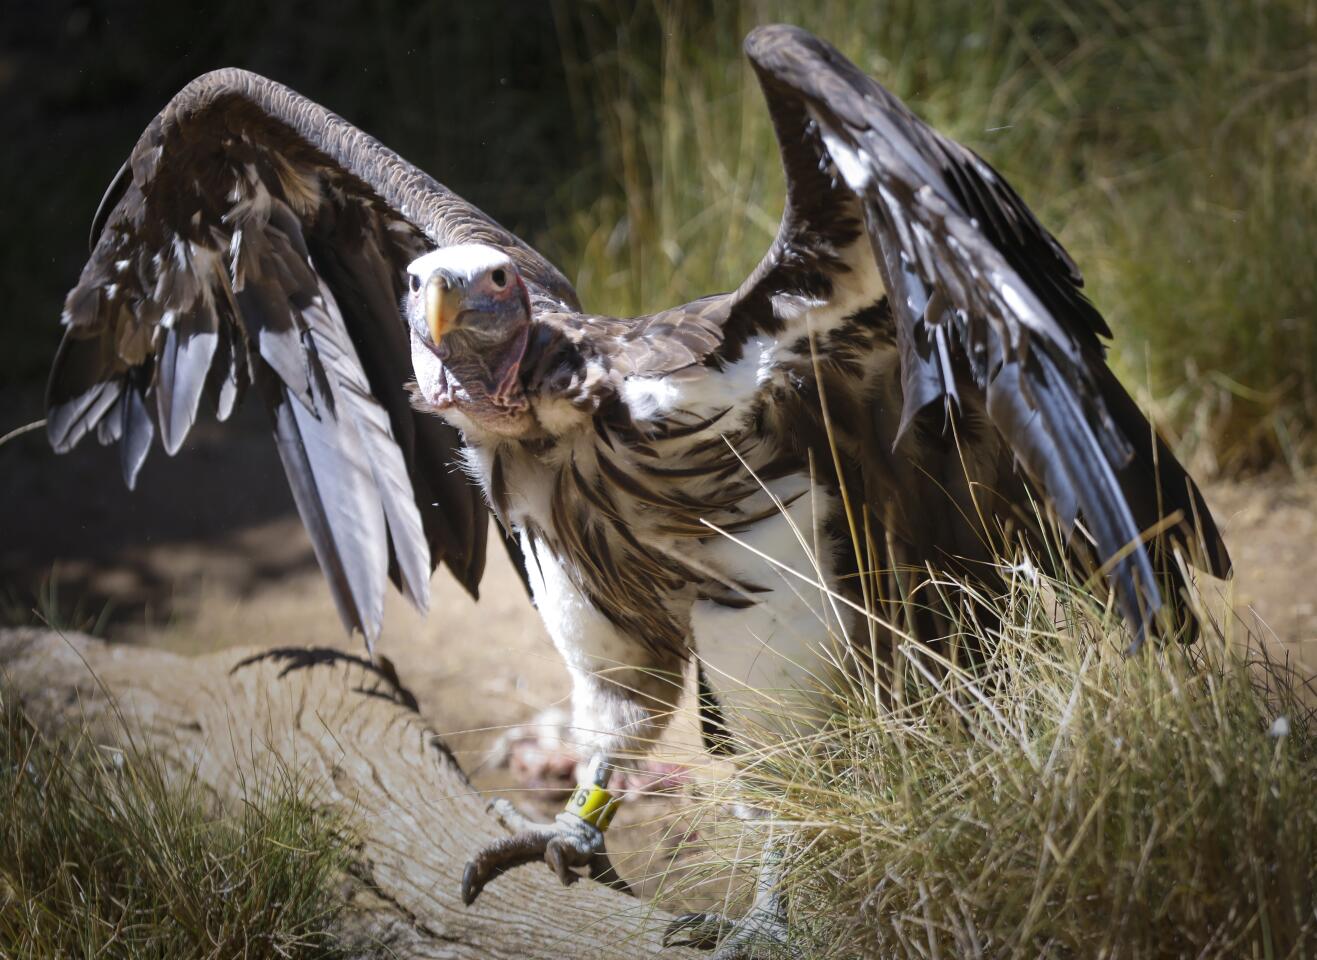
[1200,475,1317,669]
[2,398,1313,903]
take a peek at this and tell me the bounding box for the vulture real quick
[46,24,1230,956]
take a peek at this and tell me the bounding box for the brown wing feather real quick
[603,27,1228,646]
[46,68,578,644]
[736,25,1229,645]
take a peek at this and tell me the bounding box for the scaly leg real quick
[461,754,631,904]
[664,843,798,959]
[461,546,687,906]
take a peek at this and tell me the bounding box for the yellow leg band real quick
[564,783,621,830]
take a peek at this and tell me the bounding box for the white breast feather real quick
[621,336,773,427]
[691,478,854,737]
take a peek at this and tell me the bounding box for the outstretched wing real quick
[47,68,577,644]
[723,25,1229,644]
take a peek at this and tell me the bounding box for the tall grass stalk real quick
[649,545,1317,957]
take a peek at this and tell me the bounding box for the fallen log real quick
[0,627,697,958]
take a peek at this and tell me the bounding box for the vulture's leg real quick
[461,754,632,904]
[664,841,796,958]
[462,538,686,904]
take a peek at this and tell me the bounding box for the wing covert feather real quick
[737,24,1229,644]
[45,69,574,643]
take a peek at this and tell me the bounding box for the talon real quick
[460,825,557,905]
[664,911,729,949]
[663,907,796,958]
[545,837,580,887]
[459,809,609,906]
[460,861,481,906]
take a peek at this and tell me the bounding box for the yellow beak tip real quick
[425,279,448,344]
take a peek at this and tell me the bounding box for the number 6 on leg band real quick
[564,783,620,830]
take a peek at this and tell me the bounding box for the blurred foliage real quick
[1,566,115,635]
[543,0,1317,474]
[4,1,1313,473]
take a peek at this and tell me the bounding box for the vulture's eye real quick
[491,268,507,289]
[409,274,422,293]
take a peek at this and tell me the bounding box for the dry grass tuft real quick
[664,559,1317,958]
[0,689,359,959]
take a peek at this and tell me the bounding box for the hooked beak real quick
[424,276,464,345]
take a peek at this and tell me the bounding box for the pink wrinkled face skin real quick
[404,244,534,436]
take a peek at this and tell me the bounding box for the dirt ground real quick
[1199,475,1317,666]
[2,396,1314,902]
[0,399,726,902]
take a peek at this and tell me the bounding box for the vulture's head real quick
[405,243,532,429]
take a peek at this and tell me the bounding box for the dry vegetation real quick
[666,560,1317,957]
[0,691,356,959]
[541,10,1317,944]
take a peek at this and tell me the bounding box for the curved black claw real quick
[460,810,630,906]
[662,908,797,958]
[664,912,731,950]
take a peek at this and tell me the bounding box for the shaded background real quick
[2,0,1314,639]
[1,0,592,625]
[0,0,583,389]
